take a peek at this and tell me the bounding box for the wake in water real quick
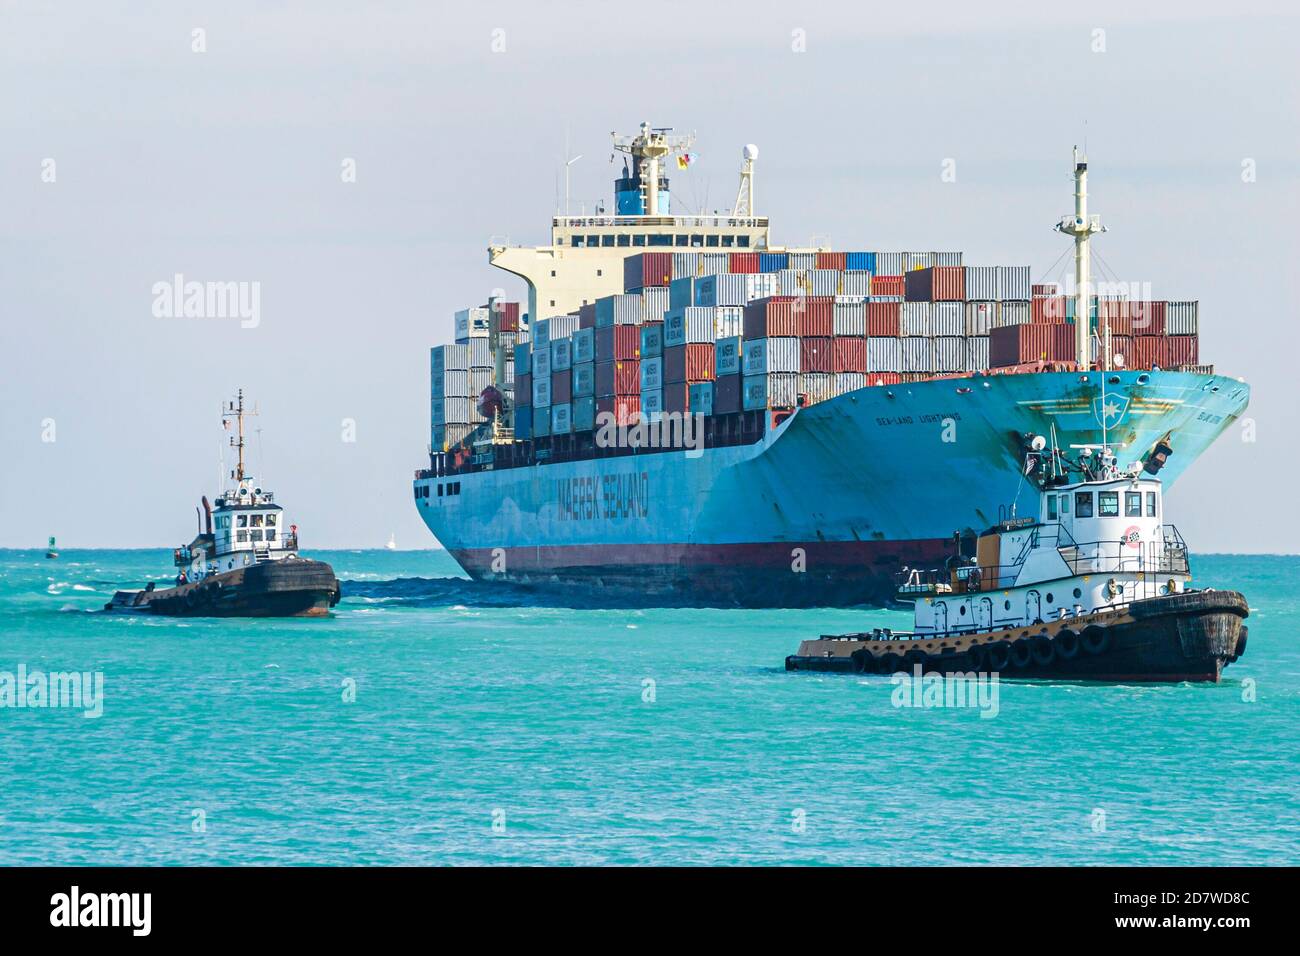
[340,576,688,610]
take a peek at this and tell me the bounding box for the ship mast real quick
[222,389,257,483]
[1055,147,1107,369]
[611,123,695,216]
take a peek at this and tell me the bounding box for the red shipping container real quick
[596,395,641,426]
[1131,336,1169,370]
[595,360,640,396]
[990,324,1075,367]
[832,336,867,373]
[1108,335,1134,363]
[578,302,597,329]
[815,251,846,271]
[1031,283,1061,297]
[492,301,521,332]
[1096,300,1132,336]
[867,372,903,386]
[713,373,742,414]
[743,296,802,338]
[595,324,640,362]
[871,275,904,297]
[1129,301,1166,335]
[800,337,834,373]
[729,252,760,274]
[663,343,716,383]
[1031,297,1068,323]
[797,297,834,337]
[623,252,672,292]
[663,382,692,415]
[551,370,572,404]
[515,372,532,404]
[866,301,901,336]
[904,266,965,303]
[1167,334,1199,366]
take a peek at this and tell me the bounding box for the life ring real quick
[1030,638,1055,666]
[986,642,1011,671]
[1081,627,1111,655]
[1009,640,1034,669]
[1055,630,1080,659]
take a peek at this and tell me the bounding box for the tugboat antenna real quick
[221,389,258,483]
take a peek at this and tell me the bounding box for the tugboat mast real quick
[1055,147,1108,370]
[222,389,257,483]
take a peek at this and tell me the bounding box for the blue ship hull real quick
[414,370,1249,606]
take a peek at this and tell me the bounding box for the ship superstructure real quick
[414,125,1249,607]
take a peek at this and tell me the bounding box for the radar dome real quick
[743,144,759,161]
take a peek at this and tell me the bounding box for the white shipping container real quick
[470,368,492,395]
[964,335,990,372]
[715,306,743,339]
[745,272,779,301]
[931,302,964,337]
[469,337,492,368]
[549,314,581,339]
[901,337,933,373]
[640,285,669,323]
[905,252,935,271]
[454,306,490,342]
[715,336,742,376]
[901,302,931,337]
[640,356,663,391]
[787,252,816,270]
[672,252,699,279]
[664,307,715,346]
[998,265,1031,301]
[867,337,901,373]
[875,252,905,276]
[800,372,836,404]
[965,266,999,301]
[742,337,800,375]
[965,301,998,336]
[833,298,866,336]
[532,376,552,408]
[933,337,965,373]
[806,268,840,296]
[776,268,806,295]
[1166,301,1199,335]
[699,252,729,276]
[431,343,468,373]
[430,396,471,425]
[596,293,643,328]
[840,270,872,296]
[933,251,963,267]
[998,302,1032,327]
[834,371,867,395]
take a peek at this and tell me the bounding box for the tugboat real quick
[104,391,341,617]
[786,430,1248,683]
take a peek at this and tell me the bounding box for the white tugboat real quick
[786,430,1248,682]
[104,391,341,617]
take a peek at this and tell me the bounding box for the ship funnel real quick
[202,496,213,535]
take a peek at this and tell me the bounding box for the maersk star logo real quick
[1093,394,1130,427]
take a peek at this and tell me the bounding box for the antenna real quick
[611,122,696,216]
[221,389,258,483]
[1054,147,1108,369]
[733,144,758,216]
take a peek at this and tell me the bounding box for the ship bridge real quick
[489,122,775,323]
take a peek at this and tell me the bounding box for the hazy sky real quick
[2,1,1297,552]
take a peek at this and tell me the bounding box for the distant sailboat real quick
[386,533,397,551]
[45,536,59,559]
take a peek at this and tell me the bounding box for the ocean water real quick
[0,548,1296,866]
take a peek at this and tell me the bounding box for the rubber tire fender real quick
[1081,626,1111,656]
[965,644,988,672]
[1030,638,1055,666]
[986,642,1012,671]
[1009,640,1034,669]
[1054,629,1080,659]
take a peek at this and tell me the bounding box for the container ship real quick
[412,123,1249,606]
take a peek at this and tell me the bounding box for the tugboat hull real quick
[786,590,1249,683]
[104,558,341,618]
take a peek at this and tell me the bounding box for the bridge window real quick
[1146,492,1157,517]
[721,235,735,247]
[251,514,264,527]
[649,234,672,246]
[1060,495,1069,514]
[632,235,646,246]
[1075,492,1093,517]
[237,530,248,543]
[1099,492,1119,517]
[600,235,615,247]
[1125,492,1142,516]
[705,235,720,247]
[738,235,751,247]
[237,514,248,527]
[586,235,599,247]
[571,236,584,247]
[675,234,689,246]
[1047,496,1058,520]
[251,529,263,542]
[616,235,631,247]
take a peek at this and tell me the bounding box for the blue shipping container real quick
[846,252,876,273]
[758,252,789,273]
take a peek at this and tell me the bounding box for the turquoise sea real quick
[0,549,1296,866]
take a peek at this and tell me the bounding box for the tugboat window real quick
[1075,492,1093,517]
[1060,495,1069,514]
[251,530,264,542]
[251,514,264,527]
[266,514,276,526]
[1146,492,1157,517]
[237,530,248,543]
[1048,497,1058,520]
[237,515,248,527]
[1125,492,1142,516]
[1099,492,1119,517]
